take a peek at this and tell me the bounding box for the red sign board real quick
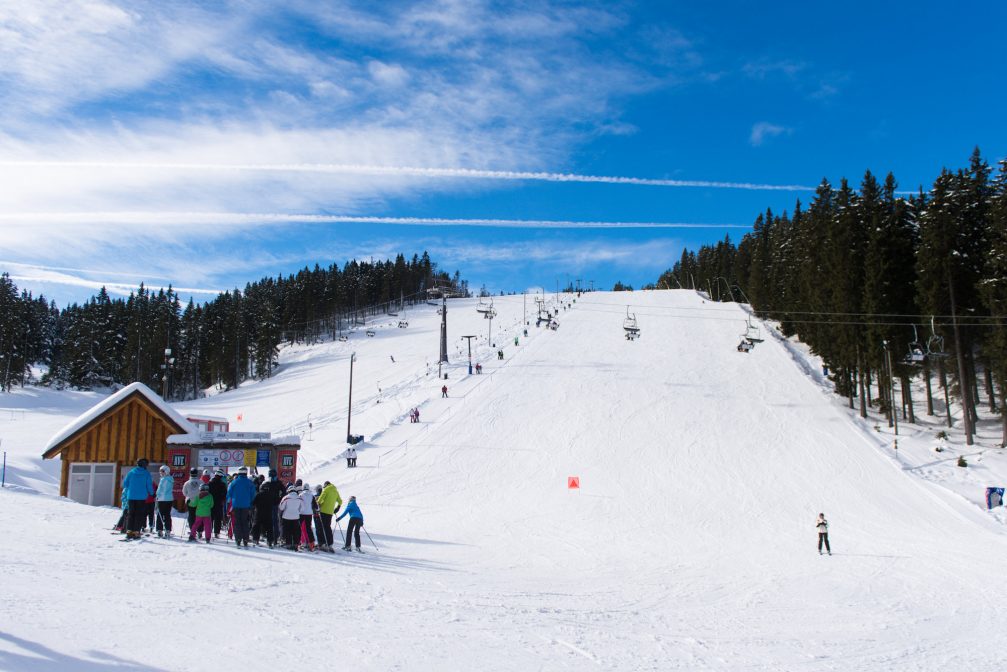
[168,448,190,506]
[568,476,580,489]
[278,449,297,484]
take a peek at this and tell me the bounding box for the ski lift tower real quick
[438,296,449,378]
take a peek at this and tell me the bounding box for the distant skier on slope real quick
[817,513,831,555]
[442,385,448,398]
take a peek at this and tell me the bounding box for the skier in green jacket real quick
[315,481,343,553]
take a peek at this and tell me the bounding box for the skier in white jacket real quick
[816,513,831,555]
[181,468,203,529]
[279,486,303,550]
[299,484,317,550]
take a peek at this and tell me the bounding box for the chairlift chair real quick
[366,330,376,337]
[904,325,926,364]
[477,298,494,315]
[398,320,409,328]
[623,307,641,339]
[922,316,948,359]
[338,335,348,342]
[737,340,753,353]
[742,316,763,343]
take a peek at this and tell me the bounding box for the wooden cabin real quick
[42,382,193,508]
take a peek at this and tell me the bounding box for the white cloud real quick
[749,122,791,147]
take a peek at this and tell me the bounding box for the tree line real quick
[0,252,465,399]
[657,148,1007,446]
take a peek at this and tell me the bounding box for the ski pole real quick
[335,518,345,545]
[362,526,378,551]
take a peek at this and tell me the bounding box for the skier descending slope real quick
[337,496,364,552]
[817,513,831,555]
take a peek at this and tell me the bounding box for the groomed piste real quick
[1,290,1006,671]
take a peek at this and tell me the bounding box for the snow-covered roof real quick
[43,382,195,456]
[182,414,230,423]
[167,433,300,446]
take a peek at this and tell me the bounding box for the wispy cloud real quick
[749,122,792,147]
[0,211,752,229]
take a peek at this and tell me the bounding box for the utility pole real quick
[461,335,476,374]
[346,352,356,443]
[160,348,174,400]
[949,274,974,445]
[488,311,494,346]
[883,341,899,436]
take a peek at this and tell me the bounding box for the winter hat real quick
[215,470,224,477]
[301,483,309,491]
[203,469,211,476]
[237,466,248,474]
[295,479,303,487]
[190,468,198,476]
[159,465,170,474]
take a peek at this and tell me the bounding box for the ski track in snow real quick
[1,290,1006,671]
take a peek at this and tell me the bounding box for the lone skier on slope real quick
[817,513,831,555]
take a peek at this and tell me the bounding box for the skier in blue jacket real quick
[336,496,364,551]
[121,458,153,540]
[226,467,257,547]
[154,465,175,537]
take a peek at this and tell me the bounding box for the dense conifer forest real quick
[657,149,1007,445]
[0,252,465,399]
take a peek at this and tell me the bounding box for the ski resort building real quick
[41,382,194,508]
[165,433,301,485]
[42,382,300,509]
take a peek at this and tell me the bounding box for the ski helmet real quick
[159,465,170,474]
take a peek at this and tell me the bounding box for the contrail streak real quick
[0,211,753,229]
[0,160,815,192]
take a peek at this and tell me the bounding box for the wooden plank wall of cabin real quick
[57,396,177,506]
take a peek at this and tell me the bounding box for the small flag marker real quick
[568,476,580,490]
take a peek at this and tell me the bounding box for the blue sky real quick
[1,1,1004,306]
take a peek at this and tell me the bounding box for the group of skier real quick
[116,458,366,553]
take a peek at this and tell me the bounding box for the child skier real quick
[279,485,303,551]
[155,465,174,537]
[182,468,202,530]
[336,495,364,552]
[188,483,214,543]
[817,513,831,555]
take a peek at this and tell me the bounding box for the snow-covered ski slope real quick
[2,290,1006,671]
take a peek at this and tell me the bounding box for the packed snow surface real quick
[1,290,1006,671]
